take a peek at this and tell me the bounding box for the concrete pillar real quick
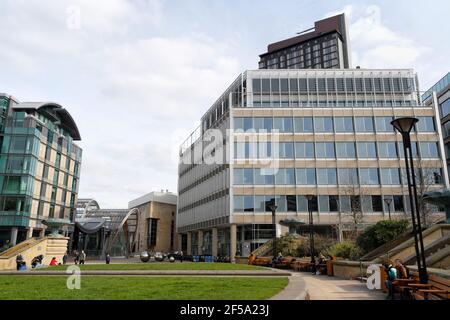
[39,229,45,238]
[187,232,192,255]
[212,228,218,257]
[10,227,18,246]
[177,234,182,252]
[27,227,34,239]
[198,230,203,255]
[230,224,237,263]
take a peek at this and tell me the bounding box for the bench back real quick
[412,272,450,300]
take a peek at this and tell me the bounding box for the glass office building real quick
[258,14,351,70]
[0,94,82,247]
[177,69,448,259]
[422,72,450,179]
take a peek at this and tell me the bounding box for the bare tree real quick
[340,181,370,240]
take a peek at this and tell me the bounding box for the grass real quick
[37,262,266,271]
[0,276,288,300]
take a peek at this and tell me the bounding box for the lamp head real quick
[384,198,392,205]
[391,117,418,134]
[268,204,277,212]
[305,194,315,201]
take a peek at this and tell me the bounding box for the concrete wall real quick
[332,260,373,279]
[0,237,69,270]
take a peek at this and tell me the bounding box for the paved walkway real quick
[271,272,386,300]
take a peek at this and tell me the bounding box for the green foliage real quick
[275,234,303,256]
[322,242,362,260]
[356,219,409,253]
[296,234,337,257]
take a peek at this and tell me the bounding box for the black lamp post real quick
[384,197,392,221]
[268,202,278,262]
[391,117,428,284]
[306,194,316,273]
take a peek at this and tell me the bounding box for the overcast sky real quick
[1,0,449,208]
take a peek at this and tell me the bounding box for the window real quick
[375,117,394,132]
[275,195,286,212]
[372,196,383,212]
[285,168,295,185]
[416,117,435,132]
[11,137,29,153]
[295,142,314,158]
[286,195,297,212]
[381,168,401,185]
[234,196,244,212]
[319,195,339,212]
[398,141,419,158]
[253,79,261,93]
[254,168,275,185]
[317,168,337,185]
[378,142,398,158]
[338,168,358,185]
[334,117,353,132]
[419,142,439,158]
[275,169,286,185]
[234,117,253,131]
[336,142,356,158]
[273,118,293,133]
[359,168,380,185]
[355,117,374,132]
[42,165,49,180]
[254,196,266,212]
[296,168,316,185]
[254,117,273,132]
[393,195,404,211]
[316,142,335,158]
[357,142,377,158]
[243,196,254,212]
[440,98,450,118]
[314,117,333,133]
[294,117,313,133]
[277,142,294,158]
[233,169,253,185]
[147,218,158,246]
[421,168,443,184]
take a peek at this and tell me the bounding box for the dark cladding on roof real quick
[12,101,81,140]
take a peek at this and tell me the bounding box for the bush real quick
[356,219,409,254]
[295,235,337,258]
[322,242,362,260]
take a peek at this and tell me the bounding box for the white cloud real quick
[325,4,432,78]
[0,0,241,208]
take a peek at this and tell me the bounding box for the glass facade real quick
[0,98,82,245]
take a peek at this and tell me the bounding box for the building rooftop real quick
[422,72,450,102]
[128,191,177,209]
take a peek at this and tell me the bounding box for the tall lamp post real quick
[384,197,393,221]
[268,202,278,262]
[391,117,428,284]
[306,195,316,274]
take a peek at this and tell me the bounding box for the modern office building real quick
[258,14,351,70]
[423,72,450,178]
[128,191,178,253]
[177,69,448,260]
[0,94,82,247]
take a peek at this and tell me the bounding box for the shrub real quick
[356,219,409,254]
[322,242,362,260]
[295,234,337,257]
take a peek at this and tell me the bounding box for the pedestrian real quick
[49,257,58,266]
[105,253,111,264]
[384,262,398,300]
[180,250,183,263]
[62,251,68,265]
[79,250,86,265]
[73,250,79,265]
[16,254,24,270]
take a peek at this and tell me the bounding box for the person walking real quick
[73,250,79,265]
[62,251,68,265]
[79,250,86,265]
[180,250,183,263]
[105,253,111,264]
[16,254,24,270]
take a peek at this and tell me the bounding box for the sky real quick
[1,0,449,209]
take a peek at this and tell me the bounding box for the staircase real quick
[402,234,450,267]
[251,239,273,257]
[0,237,43,258]
[359,228,413,261]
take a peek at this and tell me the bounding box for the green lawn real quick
[0,276,288,300]
[38,262,266,271]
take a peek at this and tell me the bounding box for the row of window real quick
[233,194,408,213]
[234,141,440,159]
[234,116,436,133]
[251,98,418,108]
[233,167,443,186]
[252,77,415,94]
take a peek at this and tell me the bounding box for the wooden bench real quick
[408,273,450,300]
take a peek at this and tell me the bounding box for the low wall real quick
[0,237,69,271]
[332,260,373,279]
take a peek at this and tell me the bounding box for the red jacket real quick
[49,259,58,266]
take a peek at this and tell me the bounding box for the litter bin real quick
[326,260,334,276]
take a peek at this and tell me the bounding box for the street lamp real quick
[268,202,278,262]
[306,194,316,274]
[384,197,393,221]
[391,117,428,284]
